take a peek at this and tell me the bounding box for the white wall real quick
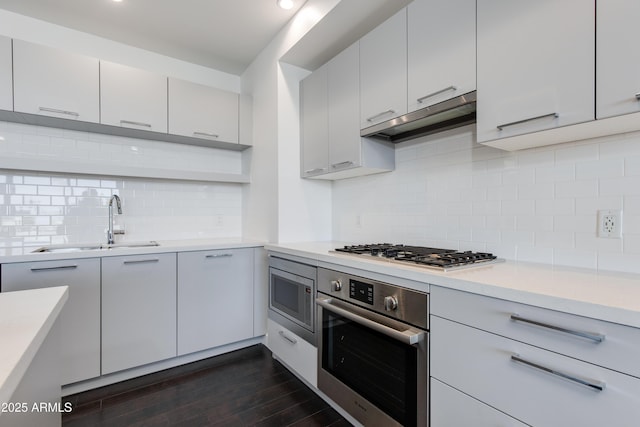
[241,0,338,243]
[333,125,640,274]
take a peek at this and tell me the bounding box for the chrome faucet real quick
[107,194,122,244]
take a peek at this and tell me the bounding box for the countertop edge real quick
[0,286,69,408]
[265,243,640,329]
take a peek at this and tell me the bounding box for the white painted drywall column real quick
[241,0,338,243]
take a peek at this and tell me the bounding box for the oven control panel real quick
[350,279,374,305]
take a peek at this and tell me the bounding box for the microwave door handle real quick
[316,297,424,346]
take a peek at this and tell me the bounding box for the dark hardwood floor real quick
[62,345,351,427]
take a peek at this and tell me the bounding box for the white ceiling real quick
[0,0,308,75]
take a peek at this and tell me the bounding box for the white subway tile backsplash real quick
[0,122,243,255]
[333,125,640,273]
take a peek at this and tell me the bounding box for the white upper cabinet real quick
[328,42,360,170]
[407,0,476,113]
[0,36,11,111]
[13,40,99,122]
[168,78,239,144]
[360,8,407,129]
[301,64,329,177]
[597,0,640,119]
[100,61,168,132]
[476,0,594,144]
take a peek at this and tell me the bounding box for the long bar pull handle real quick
[278,330,297,345]
[120,120,152,128]
[331,161,354,169]
[510,314,605,343]
[30,265,78,272]
[497,113,558,131]
[366,109,395,122]
[123,258,160,265]
[417,85,457,104]
[305,168,326,174]
[316,297,425,345]
[193,131,220,139]
[205,253,233,259]
[511,354,606,392]
[39,107,80,117]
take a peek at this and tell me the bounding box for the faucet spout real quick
[107,195,122,244]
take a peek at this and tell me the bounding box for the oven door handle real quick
[316,297,425,346]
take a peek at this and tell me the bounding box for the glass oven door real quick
[317,296,427,427]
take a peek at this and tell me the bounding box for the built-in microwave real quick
[268,256,316,345]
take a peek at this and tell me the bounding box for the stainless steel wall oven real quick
[268,256,316,344]
[316,267,429,427]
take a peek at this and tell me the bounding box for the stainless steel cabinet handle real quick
[39,107,80,117]
[497,113,558,131]
[331,161,354,169]
[316,296,425,345]
[417,85,457,104]
[123,258,160,265]
[305,167,326,174]
[511,354,606,392]
[511,314,605,343]
[193,131,219,139]
[278,330,297,345]
[366,109,395,122]
[205,253,233,259]
[120,120,152,128]
[30,265,78,272]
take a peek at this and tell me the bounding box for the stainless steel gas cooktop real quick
[332,243,503,272]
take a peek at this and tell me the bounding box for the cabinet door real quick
[360,8,407,129]
[100,61,168,132]
[597,0,640,119]
[177,248,254,355]
[407,0,476,112]
[13,40,99,122]
[476,0,594,144]
[300,64,329,177]
[1,258,101,385]
[431,378,527,427]
[102,253,177,375]
[0,36,11,111]
[328,42,361,171]
[168,78,239,144]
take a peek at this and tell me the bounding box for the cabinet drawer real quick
[431,286,640,378]
[431,316,640,427]
[431,378,527,427]
[267,319,317,387]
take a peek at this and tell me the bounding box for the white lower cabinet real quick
[101,253,177,375]
[267,319,317,387]
[431,314,640,426]
[1,258,101,385]
[431,378,527,427]
[177,248,254,355]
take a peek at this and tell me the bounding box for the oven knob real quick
[331,280,342,292]
[384,296,398,311]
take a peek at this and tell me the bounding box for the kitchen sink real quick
[32,241,160,253]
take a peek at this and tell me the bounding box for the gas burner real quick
[333,244,502,271]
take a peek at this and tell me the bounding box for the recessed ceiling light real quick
[112,0,123,2]
[277,0,294,10]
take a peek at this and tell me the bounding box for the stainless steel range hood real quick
[360,91,476,143]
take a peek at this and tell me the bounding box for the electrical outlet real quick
[597,210,622,238]
[216,215,224,226]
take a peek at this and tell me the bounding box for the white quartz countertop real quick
[0,238,265,263]
[266,242,640,329]
[0,286,68,408]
